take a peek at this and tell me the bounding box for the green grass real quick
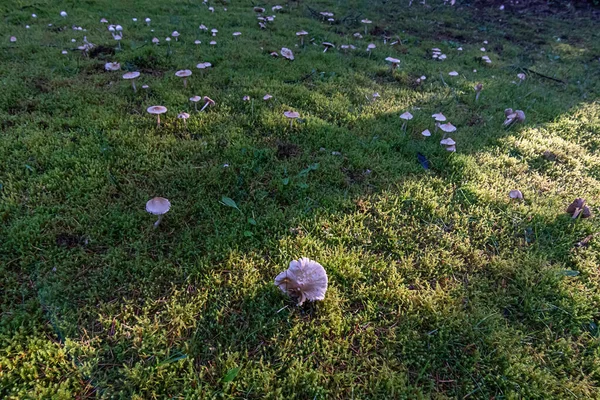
[1,0,600,398]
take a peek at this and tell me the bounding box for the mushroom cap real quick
[145,18,151,22]
[421,129,431,137]
[100,18,108,23]
[175,69,192,78]
[385,56,400,64]
[432,113,446,122]
[445,145,456,152]
[233,32,242,36]
[367,43,376,49]
[123,71,140,79]
[400,112,413,120]
[372,92,380,98]
[104,62,121,71]
[142,85,149,89]
[177,112,190,119]
[274,257,328,305]
[270,51,279,57]
[272,5,283,11]
[203,96,215,105]
[504,108,514,117]
[171,31,180,37]
[211,28,218,33]
[284,111,300,119]
[509,190,523,199]
[147,105,167,115]
[152,37,159,43]
[243,95,250,101]
[296,30,308,36]
[448,71,459,76]
[146,197,171,215]
[280,47,294,60]
[263,94,273,100]
[439,122,457,133]
[194,40,201,44]
[517,73,526,80]
[440,137,456,146]
[209,41,217,45]
[199,24,208,30]
[475,83,483,91]
[190,96,201,102]
[515,110,526,122]
[361,19,372,23]
[196,62,212,69]
[353,33,363,38]
[322,42,335,48]
[10,36,17,42]
[254,7,266,12]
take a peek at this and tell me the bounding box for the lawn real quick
[1,0,600,398]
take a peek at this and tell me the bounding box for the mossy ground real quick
[1,0,600,398]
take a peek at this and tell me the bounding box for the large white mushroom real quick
[280,47,294,60]
[274,257,328,306]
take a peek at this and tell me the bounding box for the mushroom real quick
[474,83,483,101]
[385,57,400,71]
[448,71,459,76]
[296,30,308,46]
[196,62,212,72]
[421,129,431,137]
[190,96,202,111]
[233,32,242,39]
[353,32,363,39]
[509,190,524,200]
[440,137,456,152]
[147,105,167,126]
[199,24,208,32]
[60,11,68,17]
[145,18,151,26]
[243,95,250,101]
[361,19,372,35]
[152,37,159,45]
[146,197,171,228]
[211,28,218,37]
[263,94,273,101]
[322,42,335,53]
[171,31,180,41]
[105,62,120,71]
[209,40,216,46]
[281,47,294,60]
[517,73,526,84]
[566,198,592,219]
[274,257,328,306]
[175,69,192,88]
[503,110,526,127]
[178,112,190,127]
[194,40,201,45]
[200,96,215,112]
[270,52,279,57]
[9,36,16,43]
[367,43,376,57]
[399,111,413,132]
[123,71,140,92]
[372,92,380,101]
[438,122,457,136]
[254,6,266,13]
[284,110,300,128]
[272,5,283,11]
[432,113,446,122]
[482,55,492,64]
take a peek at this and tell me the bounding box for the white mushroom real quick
[509,190,523,200]
[274,257,328,306]
[284,110,300,128]
[432,113,446,122]
[178,112,190,127]
[400,111,413,132]
[146,197,171,228]
[147,105,167,126]
[280,47,294,60]
[361,19,372,35]
[104,62,120,72]
[175,69,192,88]
[296,30,308,45]
[385,57,400,71]
[474,83,483,101]
[190,95,201,112]
[123,71,140,92]
[200,96,215,112]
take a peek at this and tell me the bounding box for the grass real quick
[1,0,600,398]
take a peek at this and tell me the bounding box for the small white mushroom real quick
[147,105,167,126]
[274,257,328,306]
[263,94,273,101]
[190,95,201,112]
[178,112,190,127]
[361,19,372,35]
[284,110,300,128]
[296,30,308,45]
[509,190,523,200]
[175,69,192,88]
[104,62,120,71]
[432,113,446,122]
[146,197,171,228]
[322,42,335,53]
[448,71,459,76]
[400,111,413,132]
[60,11,67,17]
[200,96,215,112]
[385,57,400,71]
[421,129,431,137]
[123,71,140,92]
[233,32,242,39]
[474,83,483,101]
[171,31,180,41]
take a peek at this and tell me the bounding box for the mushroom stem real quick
[183,78,187,88]
[364,26,367,35]
[153,214,163,228]
[194,103,198,112]
[323,47,328,53]
[475,92,481,102]
[200,102,209,112]
[132,81,137,92]
[401,121,407,132]
[157,115,161,127]
[290,120,293,129]
[300,37,304,46]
